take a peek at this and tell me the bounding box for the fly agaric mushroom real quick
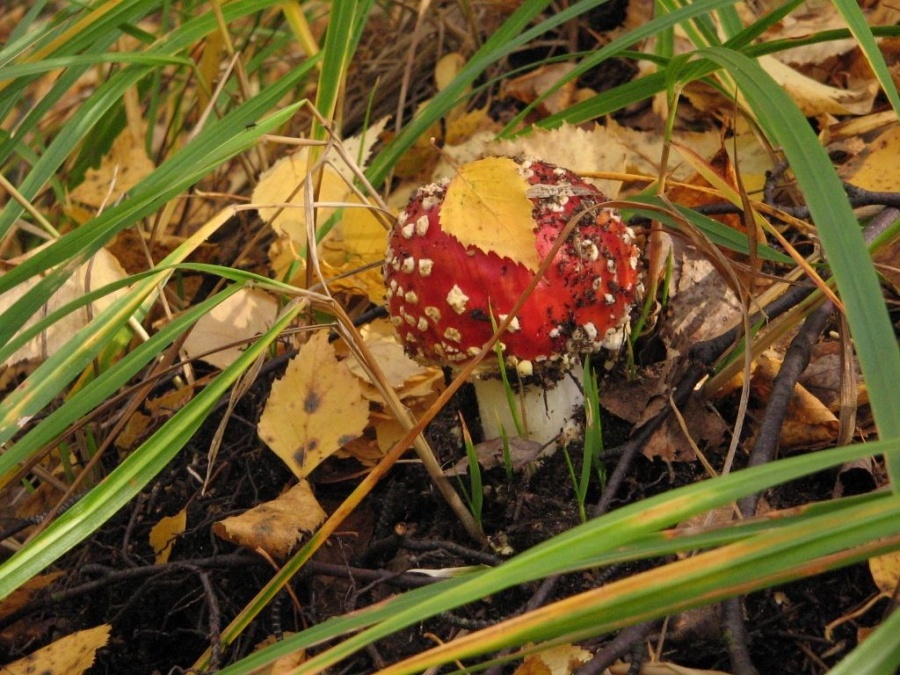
[383,156,640,444]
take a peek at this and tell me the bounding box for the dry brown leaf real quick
[602,361,726,463]
[751,352,839,449]
[149,509,187,564]
[115,385,196,450]
[514,643,591,675]
[181,287,280,369]
[70,127,155,208]
[660,240,743,356]
[440,157,538,270]
[213,481,326,560]
[0,247,129,367]
[258,331,369,478]
[760,55,878,116]
[0,572,64,621]
[749,0,900,66]
[2,624,111,675]
[502,62,578,116]
[445,437,545,476]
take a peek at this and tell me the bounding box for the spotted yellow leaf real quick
[440,157,538,271]
[258,331,368,478]
[213,480,326,560]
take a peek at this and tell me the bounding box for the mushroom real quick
[383,157,641,444]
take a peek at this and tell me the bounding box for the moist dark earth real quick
[0,371,886,675]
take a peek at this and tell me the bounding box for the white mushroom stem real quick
[473,360,584,446]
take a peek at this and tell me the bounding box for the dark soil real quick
[0,370,885,674]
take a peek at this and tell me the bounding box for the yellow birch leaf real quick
[181,287,280,369]
[869,550,900,594]
[70,126,155,208]
[440,157,538,271]
[3,624,111,675]
[149,509,187,564]
[213,480,326,560]
[1,247,128,367]
[258,331,369,477]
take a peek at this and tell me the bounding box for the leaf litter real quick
[3,2,899,673]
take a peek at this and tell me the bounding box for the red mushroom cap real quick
[383,157,640,371]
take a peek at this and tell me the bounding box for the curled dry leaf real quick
[213,480,327,560]
[750,351,839,449]
[258,331,369,478]
[759,55,879,116]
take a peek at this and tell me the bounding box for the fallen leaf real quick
[436,124,627,199]
[149,509,187,564]
[751,351,840,449]
[868,550,900,595]
[660,239,743,356]
[258,331,369,478]
[251,632,305,673]
[0,572,64,621]
[445,437,545,476]
[2,624,111,675]
[502,62,578,115]
[115,384,196,450]
[841,123,900,194]
[440,157,538,270]
[0,247,129,367]
[70,126,155,208]
[213,480,327,560]
[515,643,591,675]
[759,55,878,116]
[181,287,280,369]
[345,319,433,390]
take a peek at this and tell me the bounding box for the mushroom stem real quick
[473,361,584,445]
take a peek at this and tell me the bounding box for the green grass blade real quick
[832,0,900,119]
[0,282,245,480]
[694,47,900,473]
[0,300,306,600]
[0,96,306,352]
[222,440,898,673]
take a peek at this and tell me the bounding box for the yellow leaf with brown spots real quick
[2,624,110,675]
[258,331,368,478]
[440,157,538,271]
[149,509,186,564]
[213,481,326,560]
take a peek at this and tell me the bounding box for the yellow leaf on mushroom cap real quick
[440,156,538,271]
